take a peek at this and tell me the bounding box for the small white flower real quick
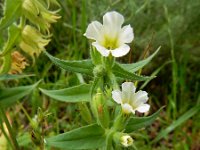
[112,82,150,114]
[84,11,134,57]
[120,135,133,147]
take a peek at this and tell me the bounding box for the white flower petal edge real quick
[120,25,134,43]
[92,42,110,57]
[112,82,150,114]
[135,104,150,113]
[84,21,103,41]
[112,90,122,104]
[84,11,134,57]
[110,44,130,57]
[121,103,134,114]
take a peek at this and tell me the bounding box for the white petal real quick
[119,25,134,44]
[121,82,136,103]
[121,103,133,114]
[122,82,136,94]
[133,90,148,105]
[135,104,150,113]
[92,42,110,57]
[112,90,122,104]
[103,11,124,38]
[110,44,130,57]
[84,21,103,41]
[103,11,124,28]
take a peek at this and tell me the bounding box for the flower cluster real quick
[22,0,61,33]
[84,11,151,148]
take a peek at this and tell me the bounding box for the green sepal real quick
[125,107,164,133]
[0,0,22,30]
[40,84,91,103]
[45,124,105,149]
[0,81,41,108]
[121,46,161,73]
[44,51,94,75]
[90,46,102,65]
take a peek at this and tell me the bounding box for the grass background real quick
[1,0,200,149]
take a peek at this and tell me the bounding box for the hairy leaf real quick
[40,84,91,103]
[46,124,105,149]
[121,46,161,72]
[113,63,155,81]
[0,24,21,55]
[0,74,35,81]
[44,51,94,75]
[125,107,164,132]
[0,0,22,30]
[0,81,40,108]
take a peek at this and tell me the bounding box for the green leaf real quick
[46,124,105,149]
[0,81,40,108]
[40,84,91,103]
[0,24,21,56]
[113,63,155,81]
[0,0,22,30]
[0,53,11,74]
[152,105,200,143]
[44,51,94,75]
[121,46,161,73]
[125,107,164,133]
[0,74,35,81]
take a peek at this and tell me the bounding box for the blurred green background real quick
[1,0,200,149]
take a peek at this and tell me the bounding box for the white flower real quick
[112,82,150,114]
[120,135,133,147]
[84,11,134,57]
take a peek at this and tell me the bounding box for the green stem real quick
[0,106,20,150]
[0,118,14,149]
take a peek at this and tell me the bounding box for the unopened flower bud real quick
[91,90,109,128]
[113,132,133,147]
[93,65,105,77]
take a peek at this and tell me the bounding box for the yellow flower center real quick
[101,35,119,50]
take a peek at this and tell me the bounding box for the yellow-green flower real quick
[22,0,61,32]
[19,25,50,61]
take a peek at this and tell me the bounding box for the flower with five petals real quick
[84,11,134,57]
[112,82,150,114]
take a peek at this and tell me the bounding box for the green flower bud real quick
[91,90,110,128]
[93,65,105,77]
[113,132,133,147]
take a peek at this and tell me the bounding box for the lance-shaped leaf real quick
[45,124,105,149]
[0,24,21,56]
[121,46,161,73]
[40,84,91,103]
[125,107,164,133]
[44,51,94,76]
[0,0,22,30]
[113,63,155,81]
[0,81,40,108]
[152,105,200,143]
[0,74,35,81]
